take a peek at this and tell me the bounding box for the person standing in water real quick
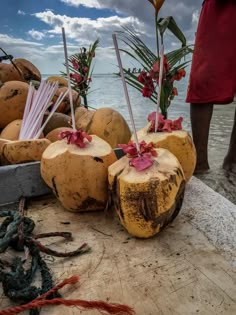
[186,0,236,173]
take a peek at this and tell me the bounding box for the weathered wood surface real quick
[0,162,51,206]
[1,179,236,315]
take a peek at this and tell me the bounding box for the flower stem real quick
[155,13,160,59]
[83,94,88,109]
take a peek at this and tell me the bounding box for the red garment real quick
[186,0,236,104]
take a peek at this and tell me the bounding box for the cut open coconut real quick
[108,148,185,238]
[134,124,196,182]
[41,135,117,212]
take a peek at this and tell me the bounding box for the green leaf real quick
[157,16,187,47]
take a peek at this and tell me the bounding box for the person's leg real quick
[223,108,236,172]
[190,103,214,173]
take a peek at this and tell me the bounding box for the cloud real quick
[33,10,146,46]
[28,29,45,40]
[17,10,26,15]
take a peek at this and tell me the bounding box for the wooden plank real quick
[0,162,51,206]
[0,196,235,314]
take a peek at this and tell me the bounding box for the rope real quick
[0,276,135,315]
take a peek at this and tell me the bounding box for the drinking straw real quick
[112,33,140,153]
[155,44,164,132]
[34,89,69,139]
[19,82,33,139]
[62,27,76,131]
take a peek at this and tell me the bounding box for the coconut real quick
[0,59,41,83]
[43,112,72,135]
[0,81,29,128]
[41,135,117,212]
[46,127,73,143]
[0,63,22,83]
[51,87,80,114]
[46,76,68,87]
[14,58,41,82]
[75,107,95,130]
[108,148,185,238]
[1,139,51,165]
[0,119,22,140]
[133,125,196,182]
[75,107,131,148]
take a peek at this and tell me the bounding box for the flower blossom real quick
[59,130,92,148]
[148,0,165,15]
[118,141,157,171]
[148,112,183,132]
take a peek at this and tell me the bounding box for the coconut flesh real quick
[41,135,117,212]
[108,148,185,238]
[134,124,196,182]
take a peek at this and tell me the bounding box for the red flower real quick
[129,153,154,171]
[171,68,186,82]
[148,0,165,15]
[142,85,154,97]
[172,87,178,96]
[118,141,158,171]
[72,59,79,70]
[138,71,147,83]
[70,73,82,83]
[148,112,183,132]
[118,142,138,157]
[59,130,92,148]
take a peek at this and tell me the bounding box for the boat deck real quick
[1,177,236,314]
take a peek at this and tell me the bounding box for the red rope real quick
[0,276,135,315]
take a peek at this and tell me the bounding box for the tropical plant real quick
[116,0,193,119]
[61,39,99,108]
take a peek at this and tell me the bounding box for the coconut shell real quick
[43,112,72,136]
[51,87,81,114]
[75,107,131,148]
[46,76,68,87]
[0,119,22,140]
[14,58,41,82]
[134,125,196,182]
[75,107,95,131]
[46,127,73,143]
[0,63,22,83]
[0,81,29,128]
[41,135,117,212]
[1,138,51,165]
[108,148,185,238]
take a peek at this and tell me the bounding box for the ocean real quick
[43,74,236,204]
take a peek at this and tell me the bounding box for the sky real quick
[0,0,202,75]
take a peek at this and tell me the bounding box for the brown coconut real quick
[41,135,117,212]
[1,139,51,165]
[133,124,196,182]
[14,58,41,82]
[46,127,73,143]
[46,76,68,87]
[75,107,131,148]
[0,81,29,128]
[108,148,185,238]
[43,112,72,135]
[0,119,22,140]
[0,63,22,83]
[51,87,80,114]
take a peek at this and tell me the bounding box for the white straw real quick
[112,33,140,154]
[34,89,69,139]
[19,82,33,139]
[155,44,165,132]
[62,27,76,131]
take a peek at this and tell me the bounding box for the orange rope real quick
[0,276,135,315]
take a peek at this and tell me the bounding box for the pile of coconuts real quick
[0,57,197,239]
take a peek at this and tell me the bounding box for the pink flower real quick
[148,112,183,132]
[72,59,79,70]
[138,71,147,83]
[59,130,92,148]
[118,142,138,157]
[83,66,89,73]
[70,73,82,83]
[129,153,154,171]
